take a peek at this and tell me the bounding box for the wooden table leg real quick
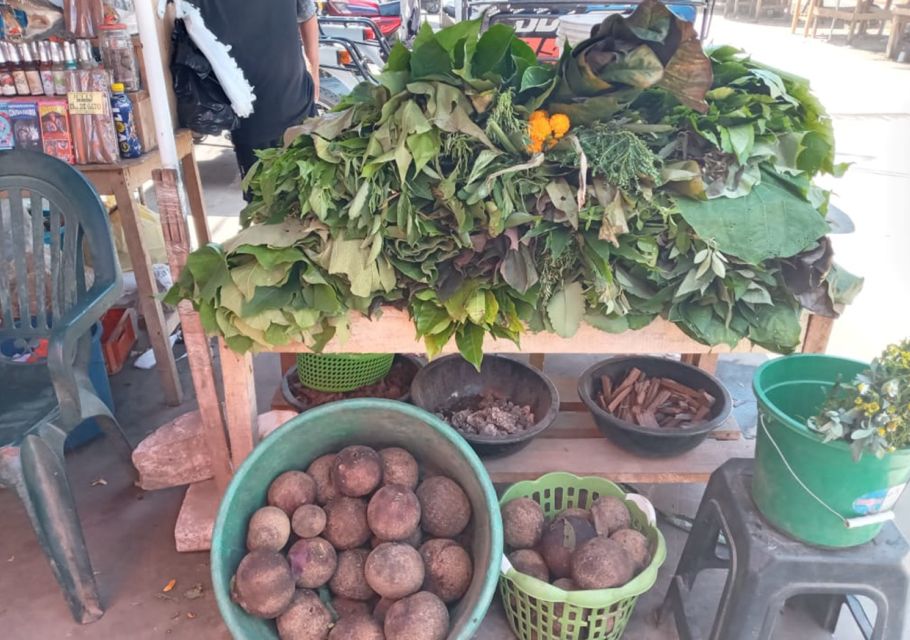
[681,353,720,375]
[219,340,258,468]
[180,146,212,246]
[279,353,297,377]
[802,314,834,353]
[529,353,546,371]
[113,176,183,406]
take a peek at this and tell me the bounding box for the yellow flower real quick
[549,113,571,138]
[878,428,887,436]
[866,401,881,415]
[854,397,865,407]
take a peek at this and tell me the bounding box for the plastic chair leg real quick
[16,433,103,624]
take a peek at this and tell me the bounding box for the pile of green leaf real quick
[167,0,861,366]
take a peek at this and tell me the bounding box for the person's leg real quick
[232,136,284,203]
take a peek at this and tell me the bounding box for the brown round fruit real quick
[288,537,337,589]
[552,578,577,591]
[611,528,651,571]
[501,497,545,550]
[329,549,376,601]
[332,596,372,619]
[538,515,596,579]
[291,504,327,539]
[590,495,631,536]
[323,497,371,550]
[307,454,338,505]
[328,614,384,640]
[419,538,473,603]
[507,549,549,583]
[379,447,419,489]
[365,542,425,599]
[373,596,397,624]
[556,507,592,522]
[231,550,295,619]
[276,589,332,640]
[571,536,635,589]
[384,591,449,640]
[416,476,471,538]
[367,484,421,541]
[268,471,317,516]
[246,506,291,552]
[332,446,383,497]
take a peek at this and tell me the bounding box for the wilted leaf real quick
[546,282,586,338]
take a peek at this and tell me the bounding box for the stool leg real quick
[713,577,780,640]
[873,581,909,640]
[792,593,843,633]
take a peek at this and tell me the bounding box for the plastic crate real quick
[101,307,137,375]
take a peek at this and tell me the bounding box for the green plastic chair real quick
[0,150,127,624]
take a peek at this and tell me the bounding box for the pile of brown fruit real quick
[501,494,652,591]
[230,445,476,640]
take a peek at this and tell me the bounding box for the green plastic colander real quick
[296,353,395,392]
[499,472,666,640]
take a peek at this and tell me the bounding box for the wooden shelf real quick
[256,307,782,355]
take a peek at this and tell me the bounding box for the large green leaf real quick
[546,282,586,338]
[673,172,829,264]
[456,323,485,370]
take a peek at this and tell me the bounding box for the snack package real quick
[39,98,74,163]
[0,103,14,149]
[66,68,118,164]
[8,100,42,151]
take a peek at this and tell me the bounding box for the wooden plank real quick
[154,167,233,490]
[219,340,259,468]
[542,412,741,441]
[113,174,183,406]
[802,314,834,354]
[483,436,754,484]
[681,353,719,375]
[264,307,773,355]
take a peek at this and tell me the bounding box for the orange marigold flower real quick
[530,109,549,122]
[549,113,571,138]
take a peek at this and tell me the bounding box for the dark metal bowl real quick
[410,354,560,458]
[577,356,733,458]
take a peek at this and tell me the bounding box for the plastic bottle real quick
[20,43,44,95]
[110,81,141,159]
[0,43,16,97]
[7,43,31,96]
[38,42,55,96]
[51,42,68,96]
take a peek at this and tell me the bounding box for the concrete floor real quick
[1,14,908,640]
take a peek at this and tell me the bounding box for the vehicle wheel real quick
[421,0,440,13]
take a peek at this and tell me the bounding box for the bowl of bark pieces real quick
[410,354,560,458]
[578,356,733,457]
[280,354,424,412]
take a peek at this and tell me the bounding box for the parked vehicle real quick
[324,0,421,42]
[316,16,392,109]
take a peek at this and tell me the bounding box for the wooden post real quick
[681,353,720,375]
[154,168,232,490]
[529,353,546,371]
[802,314,835,354]
[112,174,183,406]
[219,340,259,468]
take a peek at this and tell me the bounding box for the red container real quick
[101,307,137,374]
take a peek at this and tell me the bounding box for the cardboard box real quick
[0,103,13,150]
[38,98,75,164]
[128,90,157,153]
[7,100,42,152]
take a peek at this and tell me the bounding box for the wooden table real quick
[77,129,207,406]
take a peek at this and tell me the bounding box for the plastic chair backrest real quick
[0,150,121,341]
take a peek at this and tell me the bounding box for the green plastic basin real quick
[210,399,503,639]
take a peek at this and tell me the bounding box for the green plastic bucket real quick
[752,354,910,548]
[210,399,503,639]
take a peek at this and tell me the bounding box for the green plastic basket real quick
[499,473,667,640]
[296,353,395,392]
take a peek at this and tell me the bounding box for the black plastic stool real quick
[660,459,910,640]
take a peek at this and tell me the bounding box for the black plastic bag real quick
[170,18,239,135]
